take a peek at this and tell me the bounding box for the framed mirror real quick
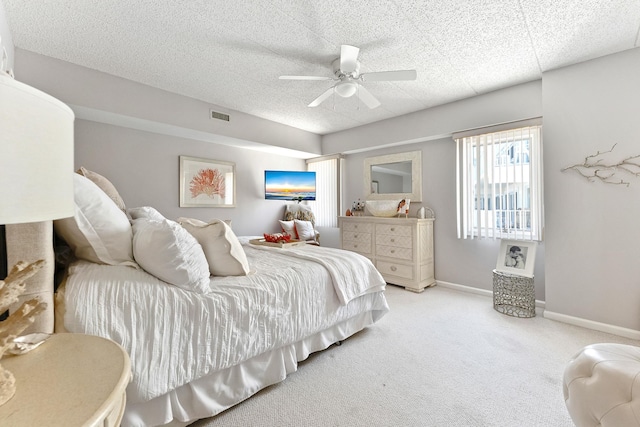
[364,150,422,202]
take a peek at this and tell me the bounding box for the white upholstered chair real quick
[280,204,320,245]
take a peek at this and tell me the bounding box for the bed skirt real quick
[121,310,379,427]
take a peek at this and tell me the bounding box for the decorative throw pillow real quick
[127,206,166,222]
[178,217,250,276]
[76,166,126,211]
[54,174,136,266]
[284,204,316,225]
[132,218,211,293]
[278,220,297,238]
[294,219,316,241]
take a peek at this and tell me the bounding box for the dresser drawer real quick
[375,233,412,249]
[375,223,412,237]
[343,230,372,243]
[342,240,372,255]
[376,244,413,261]
[342,221,373,233]
[377,260,414,280]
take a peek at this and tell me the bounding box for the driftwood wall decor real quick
[562,143,640,186]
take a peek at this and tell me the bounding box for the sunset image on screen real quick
[265,171,316,201]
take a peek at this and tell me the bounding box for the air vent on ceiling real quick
[210,110,230,122]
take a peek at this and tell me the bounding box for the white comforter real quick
[62,242,389,404]
[247,242,386,304]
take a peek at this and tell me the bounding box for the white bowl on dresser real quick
[365,200,402,217]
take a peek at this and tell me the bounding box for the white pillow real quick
[54,174,135,266]
[294,219,316,241]
[278,220,297,238]
[178,217,250,276]
[127,206,166,221]
[132,218,211,293]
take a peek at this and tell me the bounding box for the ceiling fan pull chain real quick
[332,88,336,111]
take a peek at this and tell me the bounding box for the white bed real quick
[6,172,390,427]
[59,240,389,426]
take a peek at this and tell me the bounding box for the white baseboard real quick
[435,280,545,309]
[543,311,640,340]
[435,280,640,339]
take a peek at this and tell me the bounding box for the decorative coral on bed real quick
[189,168,226,199]
[264,232,292,243]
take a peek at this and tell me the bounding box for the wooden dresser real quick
[339,216,435,292]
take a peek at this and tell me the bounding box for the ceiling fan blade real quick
[308,87,335,107]
[279,75,333,81]
[361,69,417,82]
[340,45,360,74]
[356,85,381,109]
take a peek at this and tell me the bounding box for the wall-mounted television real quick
[265,170,316,202]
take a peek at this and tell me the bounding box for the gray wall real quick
[74,120,304,236]
[14,49,322,158]
[323,80,543,155]
[542,48,640,331]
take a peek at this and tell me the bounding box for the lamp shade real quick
[0,73,75,224]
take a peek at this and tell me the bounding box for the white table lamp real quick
[0,72,75,223]
[0,70,75,405]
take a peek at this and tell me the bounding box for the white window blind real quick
[454,119,543,241]
[307,155,342,227]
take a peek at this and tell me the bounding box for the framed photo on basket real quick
[179,156,236,207]
[495,239,537,278]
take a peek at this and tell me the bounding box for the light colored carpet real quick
[190,285,637,427]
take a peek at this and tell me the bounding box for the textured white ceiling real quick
[4,0,640,135]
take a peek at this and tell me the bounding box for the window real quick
[307,155,343,227]
[454,119,543,241]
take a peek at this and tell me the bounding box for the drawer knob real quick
[391,249,395,253]
[354,244,358,248]
[391,266,397,272]
[390,238,395,243]
[390,227,395,231]
[354,234,358,238]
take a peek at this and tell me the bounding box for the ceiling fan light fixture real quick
[335,81,358,98]
[281,44,416,109]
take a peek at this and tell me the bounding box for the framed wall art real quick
[179,156,236,207]
[495,239,537,278]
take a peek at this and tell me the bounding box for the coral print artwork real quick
[190,168,226,200]
[179,156,236,207]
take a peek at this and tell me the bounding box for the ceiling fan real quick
[279,45,417,109]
